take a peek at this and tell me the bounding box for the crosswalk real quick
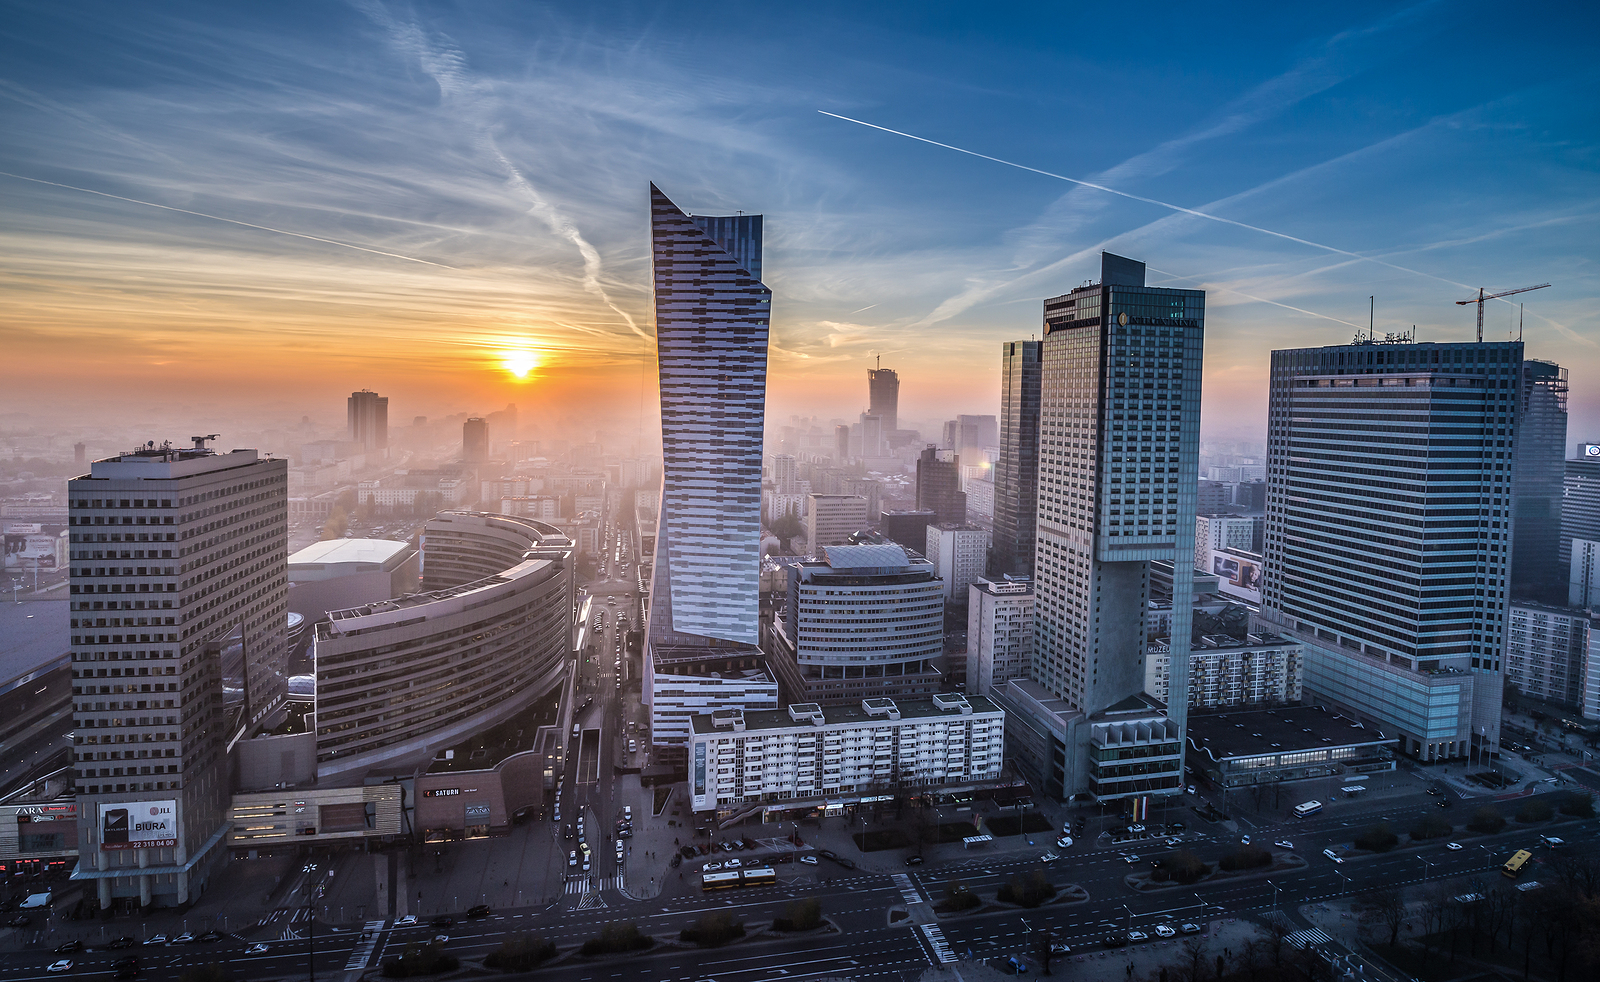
[1286,928,1334,949]
[576,888,608,910]
[919,923,957,963]
[564,874,624,895]
[343,920,387,971]
[891,873,924,906]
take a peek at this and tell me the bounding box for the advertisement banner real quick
[98,800,177,851]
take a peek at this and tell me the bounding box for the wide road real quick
[6,800,1593,980]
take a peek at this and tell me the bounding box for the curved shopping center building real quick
[312,512,575,784]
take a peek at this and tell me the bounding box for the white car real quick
[1127,930,1149,942]
[1187,785,1197,795]
[725,858,742,869]
[395,915,417,927]
[170,932,195,944]
[1322,848,1344,864]
[1164,837,1181,847]
[1446,842,1463,851]
[1128,824,1146,833]
[433,934,449,944]
[1041,852,1060,863]
[1124,854,1141,864]
[1240,835,1251,845]
[47,961,72,974]
[1273,840,1293,850]
[703,862,722,872]
[144,934,167,945]
[1155,925,1177,938]
[799,855,818,865]
[246,943,270,955]
[1056,836,1074,848]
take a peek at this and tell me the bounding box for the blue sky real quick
[1,0,1596,442]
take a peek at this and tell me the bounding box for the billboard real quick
[1210,550,1263,603]
[3,528,66,570]
[98,800,177,851]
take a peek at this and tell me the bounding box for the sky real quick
[2,0,1597,447]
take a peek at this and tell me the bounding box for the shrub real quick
[996,870,1058,908]
[484,933,557,971]
[1467,806,1506,834]
[1218,845,1273,870]
[1409,814,1453,841]
[381,942,460,978]
[1353,823,1398,853]
[680,912,744,947]
[773,898,823,932]
[580,922,653,956]
[1167,850,1211,885]
[1516,798,1553,823]
[1558,792,1595,818]
[936,879,981,913]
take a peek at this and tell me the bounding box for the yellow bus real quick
[1502,849,1531,877]
[739,867,777,887]
[701,871,742,890]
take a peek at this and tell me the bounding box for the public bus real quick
[1502,849,1532,878]
[739,867,777,887]
[1292,800,1323,818]
[701,871,742,890]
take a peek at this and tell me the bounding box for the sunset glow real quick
[501,348,542,381]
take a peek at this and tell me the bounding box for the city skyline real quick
[2,2,1596,442]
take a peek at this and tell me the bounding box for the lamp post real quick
[1417,855,1432,880]
[1266,879,1279,911]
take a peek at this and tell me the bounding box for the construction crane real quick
[1456,283,1549,342]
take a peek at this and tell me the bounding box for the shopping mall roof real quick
[288,538,412,571]
[1186,705,1396,762]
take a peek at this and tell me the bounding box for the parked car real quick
[725,859,742,869]
[704,862,722,872]
[568,851,577,868]
[1127,930,1149,942]
[431,916,453,928]
[169,933,195,945]
[835,856,857,870]
[108,937,136,949]
[1103,935,1128,948]
[1049,942,1071,954]
[904,855,925,866]
[818,849,838,861]
[799,855,818,865]
[143,935,167,945]
[1155,925,1176,938]
[1180,923,1202,934]
[1128,824,1146,833]
[55,941,83,953]
[1056,836,1074,848]
[197,931,222,943]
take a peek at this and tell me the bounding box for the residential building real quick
[1144,633,1302,710]
[1258,338,1526,762]
[990,340,1042,578]
[462,418,489,466]
[767,543,943,704]
[645,185,774,754]
[965,477,995,523]
[1584,623,1600,722]
[688,694,1003,814]
[925,523,989,604]
[1195,513,1260,559]
[68,441,288,909]
[767,454,798,494]
[859,413,885,458]
[993,252,1203,803]
[915,447,966,525]
[1505,601,1588,708]
[1511,361,1568,604]
[347,389,388,452]
[1571,538,1600,609]
[966,578,1033,697]
[805,493,868,557]
[840,477,882,524]
[834,424,850,464]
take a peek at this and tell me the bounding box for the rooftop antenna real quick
[1518,303,1524,342]
[191,433,220,451]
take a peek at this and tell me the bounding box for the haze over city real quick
[3,0,1595,449]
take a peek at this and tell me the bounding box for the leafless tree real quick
[1483,886,1518,954]
[1237,938,1263,982]
[1180,934,1209,982]
[1360,886,1408,948]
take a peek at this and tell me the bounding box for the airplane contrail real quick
[1146,266,1362,329]
[0,170,461,270]
[818,110,1480,294]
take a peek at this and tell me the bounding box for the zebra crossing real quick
[1286,928,1334,949]
[343,920,387,971]
[919,923,957,964]
[891,873,924,906]
[563,874,624,895]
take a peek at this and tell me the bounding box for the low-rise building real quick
[1185,705,1398,788]
[688,694,1003,814]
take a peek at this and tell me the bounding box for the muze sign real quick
[99,800,177,850]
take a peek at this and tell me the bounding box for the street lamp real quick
[1416,855,1432,879]
[1266,879,1279,911]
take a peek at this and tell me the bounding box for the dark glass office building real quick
[989,340,1041,577]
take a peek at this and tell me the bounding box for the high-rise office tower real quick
[834,424,851,464]
[990,340,1041,577]
[1510,361,1567,604]
[1559,448,1600,594]
[916,446,966,525]
[868,365,899,433]
[463,417,489,465]
[347,389,388,451]
[859,413,885,458]
[1259,338,1526,762]
[68,440,288,909]
[926,522,991,604]
[993,253,1202,802]
[645,185,776,750]
[767,453,798,495]
[805,493,868,557]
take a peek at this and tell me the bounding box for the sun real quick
[500,348,541,380]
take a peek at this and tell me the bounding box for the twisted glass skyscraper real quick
[647,184,769,647]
